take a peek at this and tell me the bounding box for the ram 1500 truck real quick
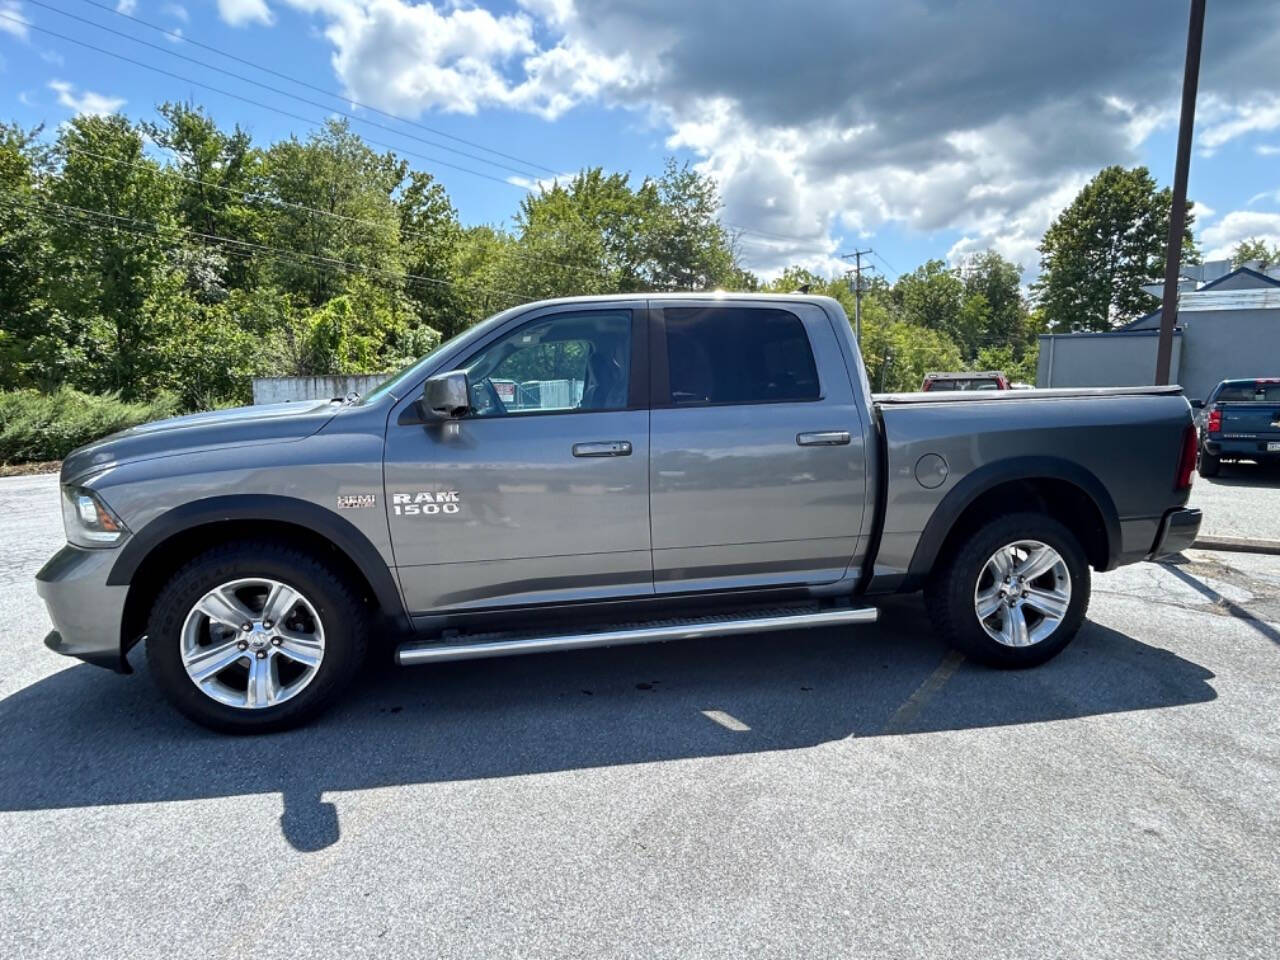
[37,294,1203,733]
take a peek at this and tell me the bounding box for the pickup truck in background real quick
[37,294,1202,733]
[921,370,1010,391]
[1192,377,1280,477]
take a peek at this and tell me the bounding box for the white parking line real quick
[701,709,751,732]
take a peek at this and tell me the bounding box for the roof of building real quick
[1122,265,1280,330]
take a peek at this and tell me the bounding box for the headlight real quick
[60,485,128,547]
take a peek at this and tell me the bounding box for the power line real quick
[2,191,535,303]
[0,10,528,189]
[74,0,560,177]
[25,0,547,180]
[54,142,613,281]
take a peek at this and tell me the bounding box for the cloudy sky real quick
[3,0,1279,281]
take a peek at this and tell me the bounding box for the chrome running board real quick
[396,604,879,666]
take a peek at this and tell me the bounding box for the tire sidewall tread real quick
[927,511,1091,669]
[145,540,369,734]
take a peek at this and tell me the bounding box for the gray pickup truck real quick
[37,294,1202,732]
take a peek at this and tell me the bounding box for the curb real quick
[1192,535,1280,556]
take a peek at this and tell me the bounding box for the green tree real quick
[47,114,179,398]
[260,119,406,307]
[1231,237,1280,270]
[0,124,55,389]
[1035,165,1197,332]
[958,250,1030,357]
[143,101,260,296]
[893,259,965,339]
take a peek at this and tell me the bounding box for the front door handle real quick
[797,431,851,446]
[573,441,633,457]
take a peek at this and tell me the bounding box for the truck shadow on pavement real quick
[0,596,1217,850]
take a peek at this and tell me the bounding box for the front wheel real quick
[146,541,369,733]
[926,512,1090,668]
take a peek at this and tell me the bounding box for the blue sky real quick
[2,0,1279,283]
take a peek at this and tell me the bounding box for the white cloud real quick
[114,0,137,14]
[217,0,273,27]
[1199,95,1280,154]
[1257,144,1280,156]
[48,79,125,116]
[1201,211,1280,261]
[272,0,1280,275]
[163,3,190,22]
[0,0,29,40]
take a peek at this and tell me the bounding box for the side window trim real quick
[648,303,824,409]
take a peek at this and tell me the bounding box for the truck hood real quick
[60,399,342,483]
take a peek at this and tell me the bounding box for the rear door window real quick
[662,307,819,406]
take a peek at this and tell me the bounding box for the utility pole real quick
[1155,0,1206,385]
[840,249,875,343]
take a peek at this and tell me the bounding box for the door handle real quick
[796,431,851,446]
[572,441,633,457]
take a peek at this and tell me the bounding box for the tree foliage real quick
[1231,237,1280,270]
[1035,166,1198,332]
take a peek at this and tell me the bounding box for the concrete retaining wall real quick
[252,375,389,404]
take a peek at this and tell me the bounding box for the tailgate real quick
[1218,402,1280,440]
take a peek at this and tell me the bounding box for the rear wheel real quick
[926,512,1090,668]
[145,541,368,733]
[1198,443,1221,477]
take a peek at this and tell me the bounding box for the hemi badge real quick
[337,494,376,509]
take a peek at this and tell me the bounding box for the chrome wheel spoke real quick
[989,548,1014,581]
[262,582,301,626]
[1001,605,1030,647]
[245,655,276,708]
[275,629,323,667]
[975,586,1004,620]
[1023,586,1069,621]
[185,639,246,683]
[197,587,257,631]
[1017,545,1059,582]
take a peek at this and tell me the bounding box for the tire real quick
[1198,444,1221,477]
[145,540,369,733]
[926,511,1090,668]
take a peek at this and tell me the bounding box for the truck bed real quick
[873,385,1184,404]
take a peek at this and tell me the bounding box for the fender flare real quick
[905,456,1121,583]
[106,494,405,615]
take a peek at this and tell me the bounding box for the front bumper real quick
[1148,507,1202,560]
[35,544,132,673]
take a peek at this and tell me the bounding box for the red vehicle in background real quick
[921,371,1010,392]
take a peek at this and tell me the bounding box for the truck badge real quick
[337,494,377,509]
[392,491,461,516]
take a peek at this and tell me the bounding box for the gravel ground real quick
[1,474,1277,959]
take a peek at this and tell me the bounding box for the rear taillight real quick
[1206,407,1222,434]
[1176,423,1197,490]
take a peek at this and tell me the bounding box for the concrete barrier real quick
[252,375,390,405]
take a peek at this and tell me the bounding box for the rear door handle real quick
[796,431,851,446]
[573,441,632,457]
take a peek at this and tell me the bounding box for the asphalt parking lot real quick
[2,472,1278,959]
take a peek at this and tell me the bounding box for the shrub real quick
[0,387,179,464]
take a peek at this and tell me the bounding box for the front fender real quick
[106,494,405,617]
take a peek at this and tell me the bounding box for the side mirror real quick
[422,370,470,419]
[1190,398,1204,409]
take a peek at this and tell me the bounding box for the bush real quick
[0,387,179,464]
